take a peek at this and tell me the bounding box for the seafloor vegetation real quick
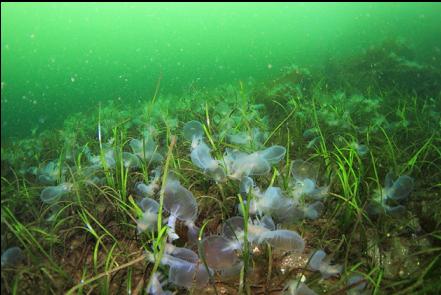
[1,40,441,294]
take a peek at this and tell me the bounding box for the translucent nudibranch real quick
[257,229,305,252]
[224,145,286,179]
[220,215,305,253]
[135,167,161,197]
[227,128,266,147]
[122,151,141,169]
[129,132,163,163]
[290,159,329,201]
[286,279,318,295]
[201,235,239,270]
[184,120,226,182]
[370,172,414,214]
[40,182,73,204]
[308,250,343,278]
[150,245,211,289]
[190,140,225,181]
[239,176,323,223]
[36,161,63,185]
[136,197,159,233]
[1,247,24,267]
[163,178,198,241]
[183,120,204,144]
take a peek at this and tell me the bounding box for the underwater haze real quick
[1,2,441,295]
[2,2,441,141]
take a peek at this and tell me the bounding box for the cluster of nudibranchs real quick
[21,119,414,294]
[131,120,345,294]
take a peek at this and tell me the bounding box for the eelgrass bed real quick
[2,41,441,295]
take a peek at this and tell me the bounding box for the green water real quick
[2,3,441,294]
[2,2,440,142]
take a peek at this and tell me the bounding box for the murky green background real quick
[1,2,440,142]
